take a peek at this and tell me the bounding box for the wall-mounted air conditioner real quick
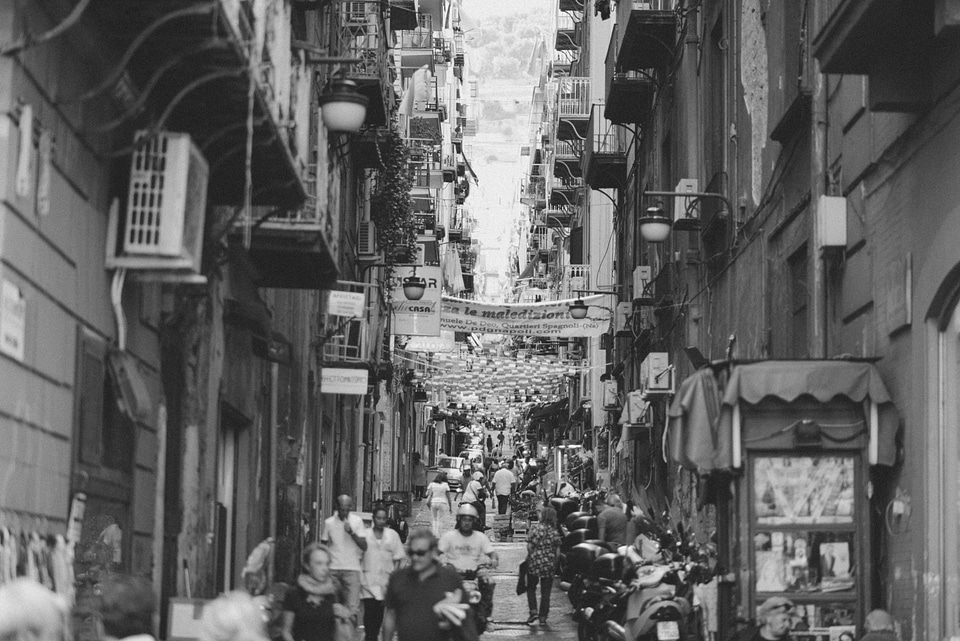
[672,178,699,231]
[106,131,209,277]
[640,352,674,394]
[615,302,633,338]
[633,265,652,304]
[358,220,378,258]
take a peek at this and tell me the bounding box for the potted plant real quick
[370,127,418,263]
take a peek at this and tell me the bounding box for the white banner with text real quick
[440,295,610,337]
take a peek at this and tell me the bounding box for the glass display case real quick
[748,455,865,640]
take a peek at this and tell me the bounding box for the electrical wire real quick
[58,3,217,105]
[106,68,246,159]
[1,0,94,57]
[84,40,232,134]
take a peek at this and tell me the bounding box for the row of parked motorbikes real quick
[548,492,716,641]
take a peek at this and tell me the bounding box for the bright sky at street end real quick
[460,0,553,301]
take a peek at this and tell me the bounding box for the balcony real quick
[582,105,627,189]
[544,205,576,228]
[555,77,591,140]
[334,1,394,127]
[553,140,583,180]
[813,0,932,111]
[563,264,591,297]
[353,127,390,169]
[555,13,582,51]
[243,167,339,289]
[398,14,436,79]
[560,0,585,10]
[615,0,679,71]
[92,1,306,206]
[605,26,656,125]
[550,174,583,207]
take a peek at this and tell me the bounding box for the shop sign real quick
[405,330,456,352]
[327,290,366,318]
[392,265,442,336]
[321,367,369,395]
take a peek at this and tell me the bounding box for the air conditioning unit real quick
[633,265,652,304]
[358,220,378,258]
[615,302,633,338]
[106,131,209,277]
[641,352,674,394]
[342,1,370,25]
[125,132,208,257]
[672,178,700,231]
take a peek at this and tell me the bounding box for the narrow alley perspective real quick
[0,1,957,641]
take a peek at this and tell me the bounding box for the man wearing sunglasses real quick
[381,528,478,641]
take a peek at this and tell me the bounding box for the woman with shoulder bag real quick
[524,507,562,627]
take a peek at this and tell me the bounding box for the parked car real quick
[432,456,467,489]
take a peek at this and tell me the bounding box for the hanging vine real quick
[370,126,418,263]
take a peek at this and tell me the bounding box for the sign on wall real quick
[1,279,26,361]
[321,367,369,395]
[392,265,442,336]
[327,290,366,318]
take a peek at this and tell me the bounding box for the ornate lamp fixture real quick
[638,204,672,243]
[318,77,369,133]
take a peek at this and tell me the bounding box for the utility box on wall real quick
[816,195,847,252]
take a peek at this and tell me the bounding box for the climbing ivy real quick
[370,127,417,263]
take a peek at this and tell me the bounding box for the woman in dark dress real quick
[281,543,349,641]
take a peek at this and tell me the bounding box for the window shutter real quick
[77,333,106,465]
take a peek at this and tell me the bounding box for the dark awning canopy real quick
[667,360,900,473]
[528,398,569,420]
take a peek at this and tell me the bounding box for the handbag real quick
[516,560,528,595]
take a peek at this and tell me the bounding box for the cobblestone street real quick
[407,497,577,641]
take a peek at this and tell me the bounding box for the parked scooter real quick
[600,523,715,641]
[572,550,629,641]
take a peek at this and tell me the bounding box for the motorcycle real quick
[455,564,495,634]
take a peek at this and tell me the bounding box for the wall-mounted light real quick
[402,274,427,301]
[568,299,589,319]
[319,77,369,133]
[638,204,672,243]
[567,289,621,319]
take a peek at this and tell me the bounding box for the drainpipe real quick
[683,5,701,179]
[809,3,828,359]
[268,362,279,581]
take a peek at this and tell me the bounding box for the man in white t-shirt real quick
[492,461,516,515]
[439,504,499,628]
[361,505,407,641]
[321,494,368,618]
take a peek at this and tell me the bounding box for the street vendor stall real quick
[667,360,900,641]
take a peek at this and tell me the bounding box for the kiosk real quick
[667,360,900,640]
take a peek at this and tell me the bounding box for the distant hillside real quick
[465,10,551,81]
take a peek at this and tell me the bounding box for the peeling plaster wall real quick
[740,0,768,207]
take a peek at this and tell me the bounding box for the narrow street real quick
[406,497,577,641]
